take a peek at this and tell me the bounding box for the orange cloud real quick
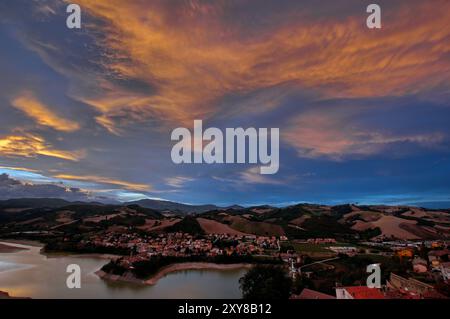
[0,133,85,161]
[11,91,80,132]
[283,112,444,159]
[53,174,152,191]
[65,0,450,133]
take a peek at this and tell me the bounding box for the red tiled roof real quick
[344,286,385,299]
[423,290,448,299]
[297,288,335,299]
[384,290,421,299]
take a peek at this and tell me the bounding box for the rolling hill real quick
[0,199,449,240]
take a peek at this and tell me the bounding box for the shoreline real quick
[0,290,30,299]
[43,251,121,261]
[96,262,252,286]
[0,240,121,260]
[0,242,29,253]
[0,239,43,248]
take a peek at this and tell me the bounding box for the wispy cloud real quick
[53,174,152,192]
[0,133,85,161]
[236,167,296,185]
[239,167,290,185]
[11,91,80,132]
[283,111,445,159]
[165,176,194,188]
[15,0,450,134]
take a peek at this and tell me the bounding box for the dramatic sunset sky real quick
[0,0,449,206]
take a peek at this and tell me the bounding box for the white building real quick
[440,262,450,281]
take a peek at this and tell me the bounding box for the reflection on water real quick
[0,261,31,273]
[0,241,245,299]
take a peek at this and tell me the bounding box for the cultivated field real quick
[197,218,249,236]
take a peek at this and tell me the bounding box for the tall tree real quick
[239,265,292,299]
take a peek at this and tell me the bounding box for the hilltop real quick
[0,199,449,241]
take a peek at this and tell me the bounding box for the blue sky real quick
[0,0,449,207]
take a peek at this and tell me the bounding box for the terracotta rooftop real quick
[384,290,421,299]
[343,286,385,299]
[422,290,448,299]
[295,288,335,299]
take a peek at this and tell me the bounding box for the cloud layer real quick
[0,173,92,201]
[0,0,449,205]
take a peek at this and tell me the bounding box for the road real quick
[298,257,340,272]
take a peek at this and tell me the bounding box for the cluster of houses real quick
[362,239,448,250]
[85,231,283,260]
[293,272,448,299]
[359,239,450,280]
[291,239,450,299]
[390,246,450,281]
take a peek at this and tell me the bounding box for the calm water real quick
[0,241,246,299]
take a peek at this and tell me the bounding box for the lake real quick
[0,241,246,299]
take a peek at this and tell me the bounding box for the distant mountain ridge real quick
[0,197,449,213]
[0,198,243,214]
[125,199,243,214]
